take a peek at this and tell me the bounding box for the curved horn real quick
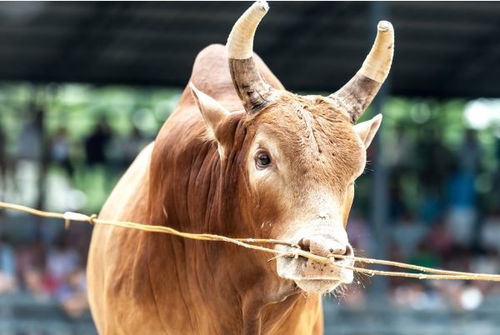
[227,1,275,114]
[329,21,394,123]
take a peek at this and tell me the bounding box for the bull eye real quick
[255,150,272,169]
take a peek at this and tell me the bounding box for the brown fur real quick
[87,44,371,334]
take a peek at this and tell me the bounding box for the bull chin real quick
[280,270,354,295]
[275,254,355,294]
[295,279,345,294]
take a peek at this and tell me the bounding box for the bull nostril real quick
[297,238,311,253]
[329,244,352,260]
[329,246,346,256]
[296,237,353,259]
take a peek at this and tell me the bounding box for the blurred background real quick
[0,2,500,335]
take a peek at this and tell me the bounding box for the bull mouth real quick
[275,246,355,294]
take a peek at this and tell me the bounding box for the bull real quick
[87,2,394,334]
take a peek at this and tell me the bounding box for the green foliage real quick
[1,82,499,214]
[0,82,183,212]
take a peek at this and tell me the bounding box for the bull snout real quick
[297,235,353,259]
[275,231,355,294]
[293,234,354,285]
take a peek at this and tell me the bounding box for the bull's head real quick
[190,1,393,294]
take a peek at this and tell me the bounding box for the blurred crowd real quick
[0,232,88,319]
[344,127,500,311]
[1,107,500,317]
[0,115,151,319]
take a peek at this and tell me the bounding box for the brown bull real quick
[87,2,394,334]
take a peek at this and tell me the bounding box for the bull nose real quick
[298,236,352,259]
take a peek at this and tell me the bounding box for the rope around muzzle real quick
[2,201,500,282]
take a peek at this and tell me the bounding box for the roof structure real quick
[1,1,499,98]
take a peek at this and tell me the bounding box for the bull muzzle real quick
[275,232,355,294]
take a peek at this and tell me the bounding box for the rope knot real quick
[89,214,98,225]
[63,211,94,228]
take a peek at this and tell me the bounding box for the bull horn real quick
[329,21,394,123]
[227,1,275,114]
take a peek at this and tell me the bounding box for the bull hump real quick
[189,44,284,103]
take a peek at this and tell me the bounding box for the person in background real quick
[459,129,482,175]
[83,117,114,198]
[16,242,50,300]
[50,126,74,178]
[17,109,43,163]
[446,129,482,247]
[84,117,112,167]
[45,234,80,290]
[391,210,428,260]
[55,268,88,319]
[122,125,149,166]
[427,217,454,258]
[480,209,500,254]
[416,127,454,197]
[408,241,441,275]
[0,236,17,293]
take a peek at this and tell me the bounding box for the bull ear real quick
[189,83,229,141]
[354,114,382,148]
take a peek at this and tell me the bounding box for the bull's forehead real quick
[250,93,366,191]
